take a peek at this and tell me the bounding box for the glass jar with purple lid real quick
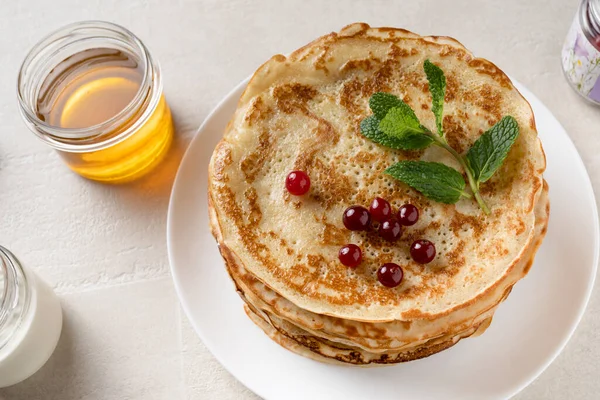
[562,0,600,104]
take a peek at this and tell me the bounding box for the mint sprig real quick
[385,161,470,204]
[360,116,433,150]
[423,59,446,136]
[359,60,520,214]
[379,102,425,137]
[369,92,407,120]
[466,116,520,184]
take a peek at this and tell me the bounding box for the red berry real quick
[285,171,310,195]
[338,244,362,267]
[398,204,419,226]
[377,263,404,288]
[343,206,371,231]
[410,239,436,264]
[369,197,392,222]
[379,219,402,241]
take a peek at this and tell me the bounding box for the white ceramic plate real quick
[167,77,599,400]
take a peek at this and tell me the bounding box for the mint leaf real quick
[466,116,520,184]
[385,161,467,204]
[424,59,446,136]
[360,116,433,150]
[379,106,430,138]
[369,92,406,120]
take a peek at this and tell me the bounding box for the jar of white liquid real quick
[0,245,63,387]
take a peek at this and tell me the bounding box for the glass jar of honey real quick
[17,21,174,183]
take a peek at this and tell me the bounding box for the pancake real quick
[209,23,545,322]
[208,23,548,363]
[219,183,548,356]
[244,303,481,366]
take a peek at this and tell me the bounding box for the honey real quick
[17,21,173,183]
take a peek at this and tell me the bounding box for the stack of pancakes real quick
[208,23,548,365]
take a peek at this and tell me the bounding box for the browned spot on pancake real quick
[244,96,271,126]
[268,231,277,239]
[313,115,340,144]
[450,212,485,238]
[363,323,388,339]
[351,151,377,164]
[364,59,396,93]
[240,130,272,183]
[511,217,526,235]
[293,201,302,209]
[401,308,430,319]
[439,45,469,60]
[321,219,350,245]
[464,84,502,120]
[479,179,498,196]
[339,58,374,73]
[286,248,293,255]
[339,60,396,116]
[421,103,429,110]
[445,240,466,269]
[401,221,441,244]
[522,257,536,275]
[468,59,512,88]
[211,142,233,183]
[310,159,354,209]
[215,186,273,263]
[529,116,536,130]
[443,115,469,153]
[293,146,318,174]
[314,48,330,73]
[388,44,412,59]
[528,178,542,213]
[520,161,542,212]
[445,74,460,101]
[272,54,286,62]
[491,239,509,257]
[339,78,362,115]
[456,108,470,122]
[307,254,327,269]
[272,83,318,114]
[400,70,428,93]
[343,324,360,338]
[426,282,445,298]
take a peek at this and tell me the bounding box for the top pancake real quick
[208,23,546,322]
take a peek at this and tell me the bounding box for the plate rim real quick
[167,76,599,400]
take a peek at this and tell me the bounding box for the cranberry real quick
[377,263,404,288]
[398,204,419,226]
[343,206,371,231]
[338,244,362,267]
[369,197,392,222]
[379,219,402,241]
[285,171,310,195]
[410,239,436,264]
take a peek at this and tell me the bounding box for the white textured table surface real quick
[0,1,598,399]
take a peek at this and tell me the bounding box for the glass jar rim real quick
[0,246,29,333]
[581,0,600,43]
[16,20,162,153]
